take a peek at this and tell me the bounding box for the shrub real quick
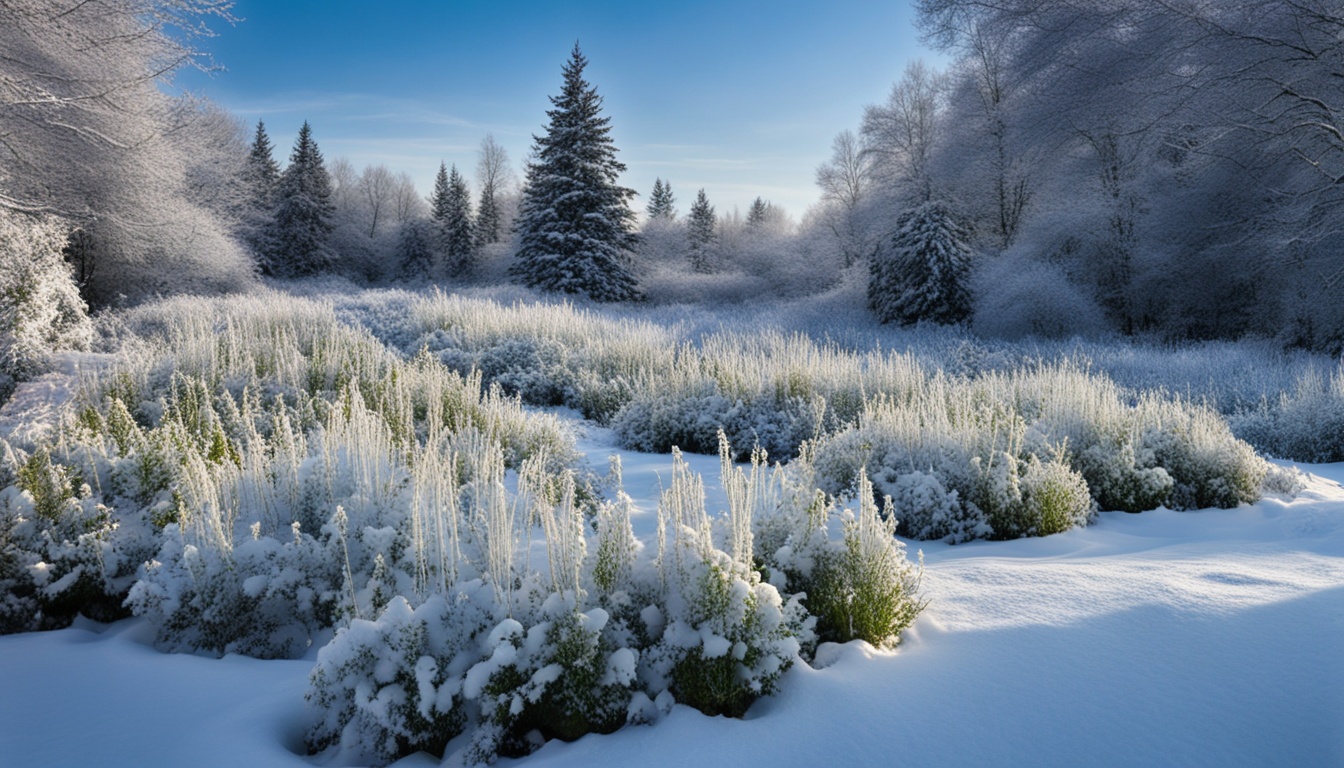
[0,210,92,379]
[804,470,925,647]
[306,589,492,763]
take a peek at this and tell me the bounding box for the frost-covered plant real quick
[641,447,806,719]
[306,588,493,763]
[807,471,924,648]
[0,446,121,633]
[465,596,638,761]
[0,210,92,380]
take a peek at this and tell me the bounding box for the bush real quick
[804,471,925,647]
[306,589,492,763]
[0,211,92,379]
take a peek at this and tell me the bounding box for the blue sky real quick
[177,1,937,220]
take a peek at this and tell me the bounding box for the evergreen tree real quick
[430,161,451,251]
[475,186,500,247]
[396,218,435,279]
[746,196,772,228]
[868,200,974,325]
[444,165,475,275]
[647,178,676,220]
[510,43,641,301]
[269,121,336,276]
[687,188,716,273]
[242,120,281,267]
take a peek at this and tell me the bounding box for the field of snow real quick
[2,415,1340,767]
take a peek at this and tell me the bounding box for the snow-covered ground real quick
[2,414,1341,768]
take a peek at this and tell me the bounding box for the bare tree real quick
[0,0,256,305]
[474,133,514,245]
[390,171,424,224]
[860,60,947,202]
[816,129,875,266]
[357,164,395,238]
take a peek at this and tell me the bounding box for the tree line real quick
[4,0,1343,351]
[812,0,1344,349]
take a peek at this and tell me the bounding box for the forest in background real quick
[3,0,1343,358]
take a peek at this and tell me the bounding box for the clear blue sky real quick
[177,0,938,220]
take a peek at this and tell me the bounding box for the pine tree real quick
[510,43,641,301]
[444,165,475,275]
[430,161,451,252]
[746,196,771,228]
[242,120,281,267]
[269,121,335,276]
[475,185,500,247]
[687,188,716,273]
[868,200,974,325]
[647,178,676,220]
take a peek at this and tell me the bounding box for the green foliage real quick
[805,471,925,647]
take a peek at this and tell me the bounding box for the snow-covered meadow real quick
[2,427,1340,767]
[0,286,1341,767]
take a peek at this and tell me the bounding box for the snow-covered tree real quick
[443,165,476,276]
[269,122,336,276]
[647,178,676,220]
[868,200,973,325]
[430,162,451,242]
[510,44,641,301]
[0,0,255,305]
[396,218,435,279]
[687,189,716,273]
[0,211,92,380]
[475,134,513,246]
[242,120,281,260]
[746,197,772,228]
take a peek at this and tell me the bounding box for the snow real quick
[1,425,1342,767]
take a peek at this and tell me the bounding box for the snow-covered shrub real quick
[306,588,493,763]
[465,597,637,760]
[1141,399,1266,509]
[639,447,807,718]
[0,210,92,379]
[1230,364,1344,463]
[805,470,924,647]
[881,469,982,543]
[0,446,121,633]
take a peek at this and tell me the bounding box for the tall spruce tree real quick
[430,161,451,251]
[647,177,676,220]
[687,188,716,273]
[242,120,281,267]
[868,200,974,325]
[444,164,475,275]
[510,43,640,301]
[746,196,771,228]
[269,121,335,276]
[475,186,500,247]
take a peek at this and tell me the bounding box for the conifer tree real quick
[475,186,500,247]
[647,178,676,220]
[269,121,335,276]
[868,200,974,325]
[746,196,771,228]
[687,188,716,273]
[242,120,281,266]
[430,162,451,251]
[510,43,641,301]
[444,164,475,275]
